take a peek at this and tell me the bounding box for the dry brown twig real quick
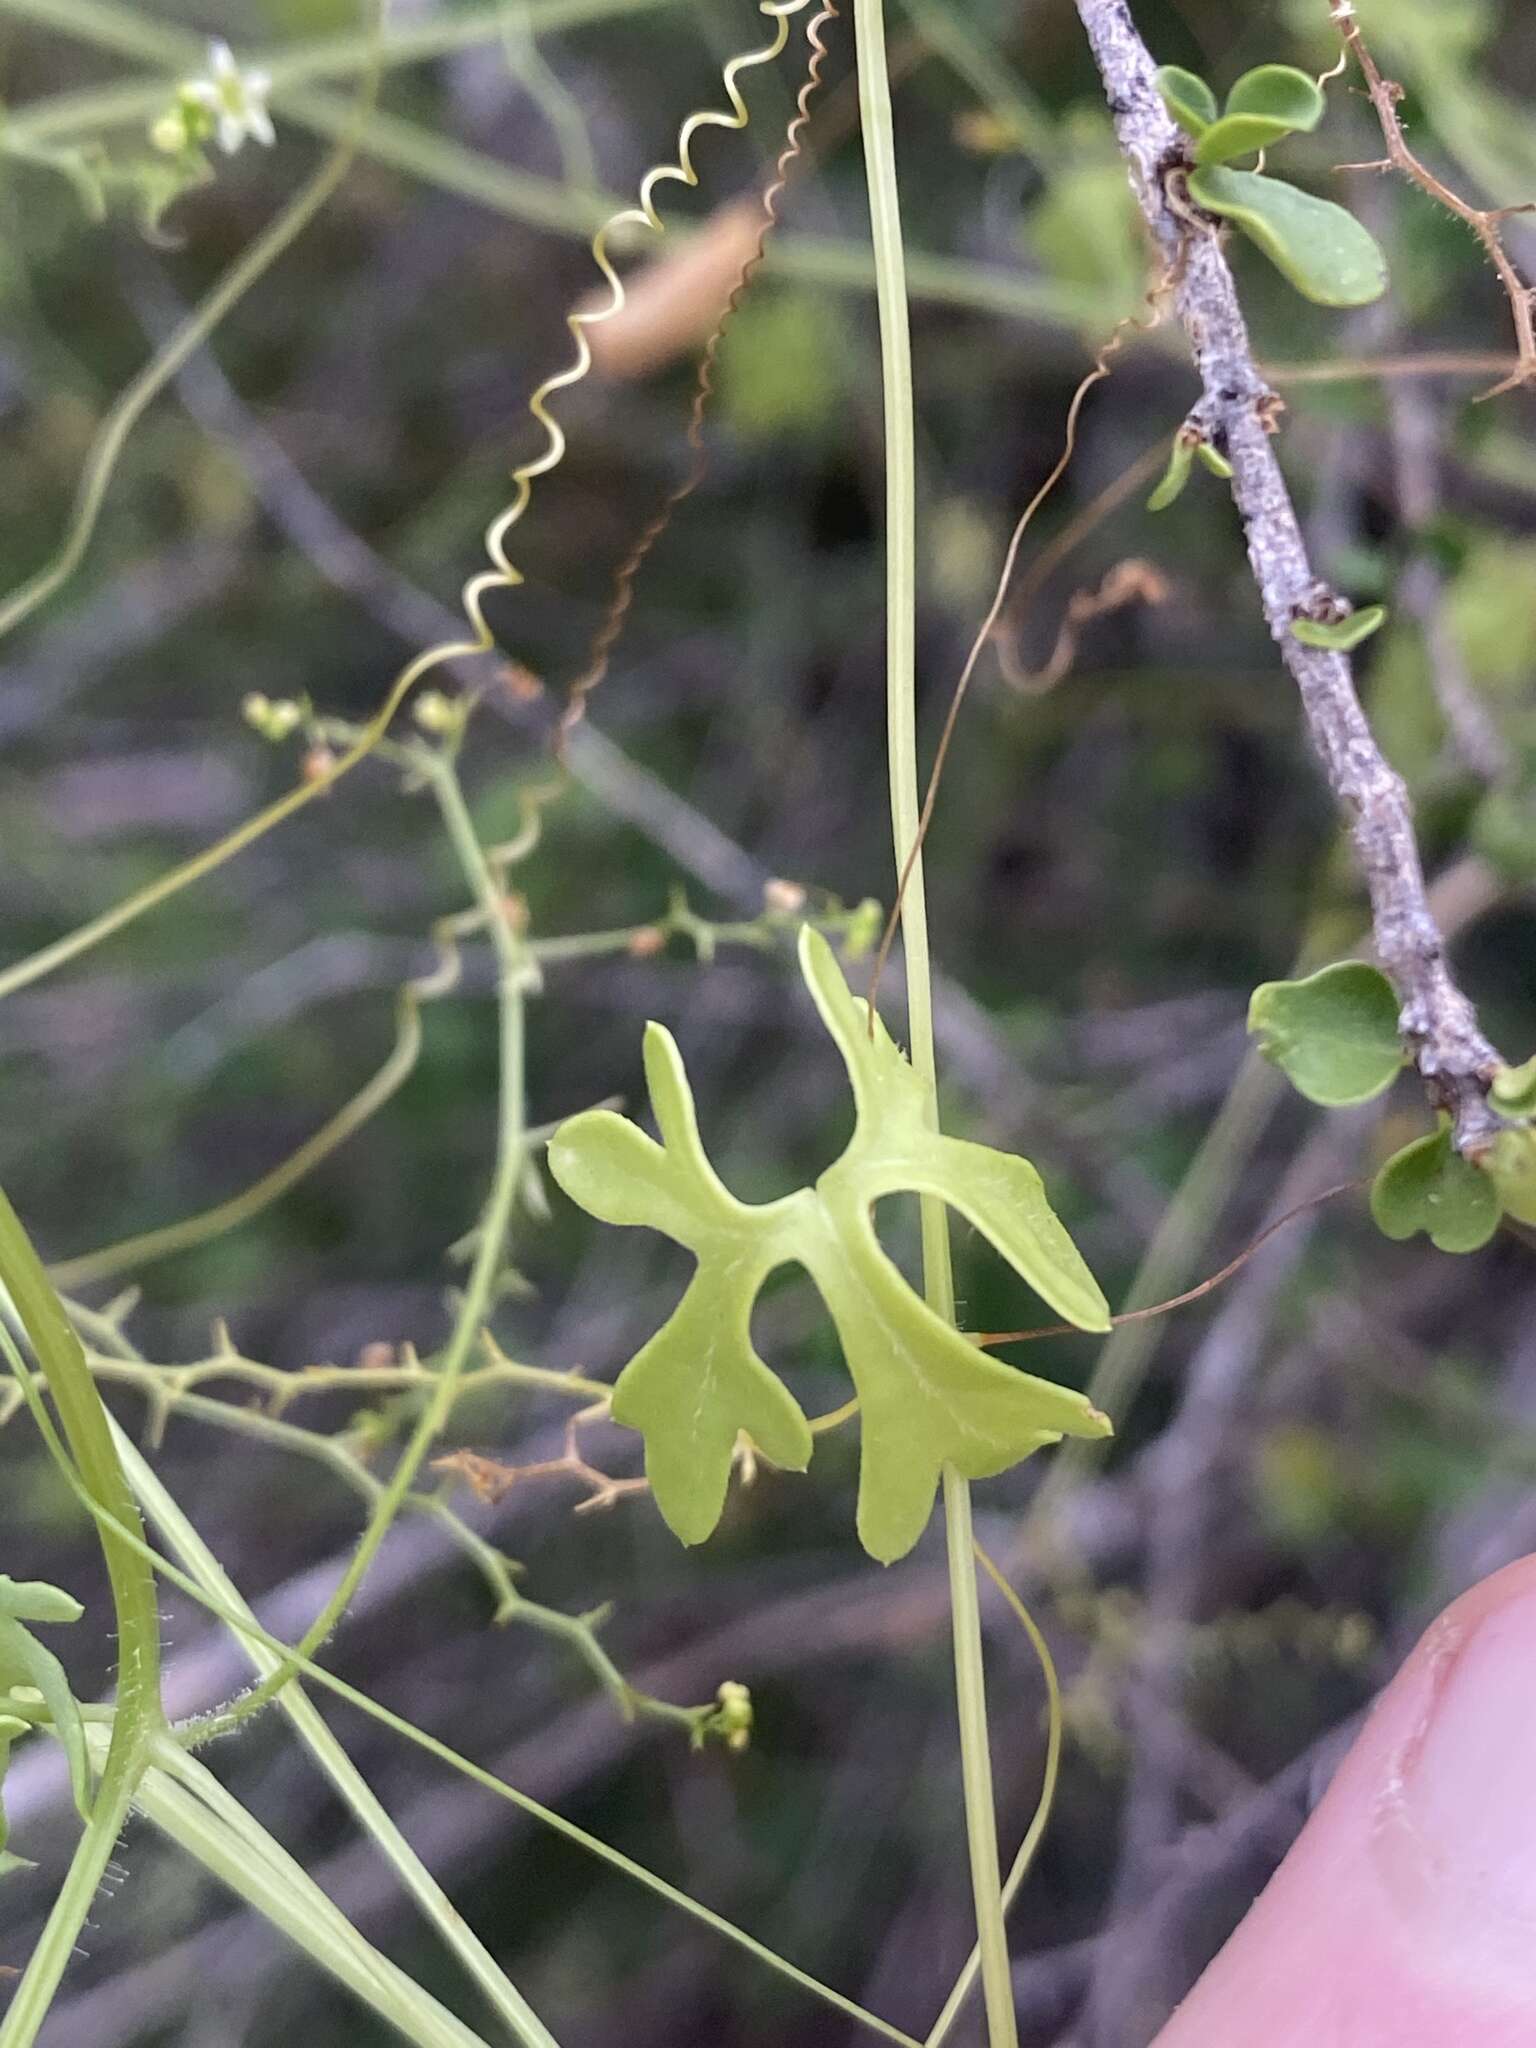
[1329,0,1536,400]
[434,1399,651,1515]
[997,557,1171,696]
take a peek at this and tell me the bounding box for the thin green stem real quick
[0,1763,140,2048]
[0,1293,159,2048]
[189,750,533,1738]
[0,1224,164,2048]
[0,1354,919,2048]
[121,1426,559,2047]
[925,1543,1063,2048]
[48,984,424,1290]
[851,8,1017,2046]
[139,1735,498,2048]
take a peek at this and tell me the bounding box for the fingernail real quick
[1379,1581,1536,1996]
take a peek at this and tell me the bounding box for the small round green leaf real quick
[1247,961,1404,1106]
[1371,1127,1501,1254]
[1195,113,1304,168]
[1492,1056,1536,1119]
[1223,64,1325,133]
[1147,435,1195,511]
[1291,605,1388,651]
[1187,166,1389,307]
[1154,64,1218,136]
[1489,1127,1536,1226]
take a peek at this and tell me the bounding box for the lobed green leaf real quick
[549,928,1111,1562]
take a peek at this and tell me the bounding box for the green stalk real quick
[189,749,533,1739]
[138,1736,494,2048]
[850,9,1018,2047]
[0,1357,919,2048]
[115,1423,554,2046]
[0,1197,163,2047]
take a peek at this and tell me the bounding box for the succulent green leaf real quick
[1154,64,1218,136]
[1223,64,1326,133]
[0,1577,91,1827]
[1371,1126,1501,1253]
[1291,605,1388,651]
[1194,441,1233,479]
[549,927,1111,1564]
[1248,962,1404,1106]
[1187,166,1390,306]
[1488,1127,1536,1226]
[1491,1056,1536,1119]
[1148,435,1194,511]
[1195,113,1307,167]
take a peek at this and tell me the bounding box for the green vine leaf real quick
[1291,605,1388,651]
[1187,166,1389,306]
[0,1577,92,1859]
[1371,1125,1501,1253]
[1248,961,1404,1106]
[1153,64,1218,136]
[549,928,1112,1564]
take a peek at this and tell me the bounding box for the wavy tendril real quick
[0,0,814,1007]
[559,0,839,745]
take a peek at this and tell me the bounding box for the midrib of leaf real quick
[851,7,1020,2048]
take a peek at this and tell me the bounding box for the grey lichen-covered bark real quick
[1071,0,1505,1152]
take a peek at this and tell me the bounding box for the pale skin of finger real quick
[1155,1553,1536,2046]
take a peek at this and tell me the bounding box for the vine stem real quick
[186,744,536,1740]
[0,1196,164,2047]
[850,8,1018,2047]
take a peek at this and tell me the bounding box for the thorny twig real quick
[1329,0,1536,401]
[1069,0,1511,1153]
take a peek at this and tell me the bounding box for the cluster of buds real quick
[695,1679,754,1753]
[411,689,469,738]
[240,692,303,743]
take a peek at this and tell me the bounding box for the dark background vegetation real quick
[3,0,1536,2041]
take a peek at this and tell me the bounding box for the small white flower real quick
[181,40,275,156]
